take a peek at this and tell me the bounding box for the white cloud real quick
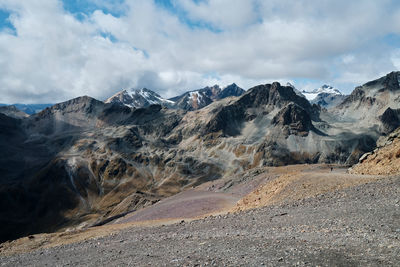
[0,0,399,103]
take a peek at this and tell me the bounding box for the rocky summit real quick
[0,72,400,263]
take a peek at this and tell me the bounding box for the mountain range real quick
[0,103,53,115]
[105,83,246,111]
[0,83,342,114]
[0,71,399,242]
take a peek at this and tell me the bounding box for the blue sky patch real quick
[202,71,221,80]
[0,9,16,34]
[154,0,222,33]
[383,33,400,47]
[99,31,118,43]
[61,0,125,20]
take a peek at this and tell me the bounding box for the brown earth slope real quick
[350,127,400,175]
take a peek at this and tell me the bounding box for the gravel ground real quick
[115,190,238,224]
[1,176,399,266]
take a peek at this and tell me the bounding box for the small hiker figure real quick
[330,167,333,172]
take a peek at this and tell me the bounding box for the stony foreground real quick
[1,175,399,266]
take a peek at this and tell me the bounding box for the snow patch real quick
[188,91,203,105]
[302,92,320,101]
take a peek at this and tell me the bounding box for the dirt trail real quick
[115,190,238,224]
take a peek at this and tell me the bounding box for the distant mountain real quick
[310,93,348,109]
[105,88,175,108]
[170,85,221,111]
[302,85,343,101]
[286,82,307,98]
[0,105,29,119]
[0,103,53,115]
[217,83,246,99]
[170,83,245,111]
[335,71,400,128]
[295,85,345,109]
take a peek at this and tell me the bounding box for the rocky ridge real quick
[170,83,245,111]
[106,83,245,111]
[335,71,400,124]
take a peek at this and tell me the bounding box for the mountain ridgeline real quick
[106,83,246,111]
[1,72,400,242]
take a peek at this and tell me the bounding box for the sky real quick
[0,0,400,104]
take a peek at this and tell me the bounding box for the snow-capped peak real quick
[301,85,342,101]
[105,88,174,108]
[313,85,342,95]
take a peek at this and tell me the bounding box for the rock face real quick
[379,107,400,134]
[272,103,313,136]
[1,72,400,242]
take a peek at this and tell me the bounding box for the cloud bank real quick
[0,0,399,103]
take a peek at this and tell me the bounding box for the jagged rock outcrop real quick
[272,103,313,136]
[379,107,400,134]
